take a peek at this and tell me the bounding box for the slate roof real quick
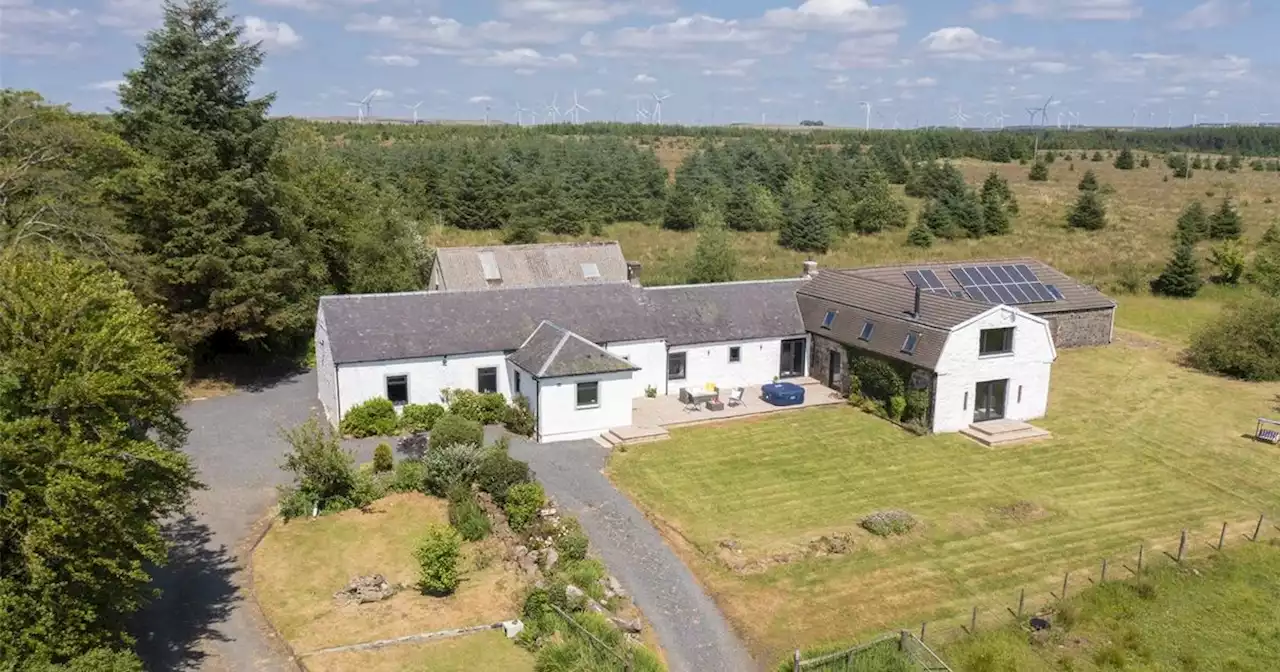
[431,242,628,291]
[797,272,992,369]
[320,278,808,365]
[508,321,638,379]
[844,258,1116,315]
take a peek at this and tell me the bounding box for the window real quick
[581,262,600,279]
[477,367,498,394]
[979,327,1015,356]
[386,375,409,405]
[728,346,741,363]
[1017,385,1023,403]
[902,332,920,355]
[822,310,837,329]
[858,320,875,342]
[667,352,686,380]
[514,370,521,394]
[576,381,599,408]
[963,391,969,410]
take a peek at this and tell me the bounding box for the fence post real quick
[1017,588,1025,618]
[792,649,800,672]
[970,606,978,635]
[900,630,909,652]
[1061,571,1070,600]
[1100,558,1108,583]
[920,622,927,644]
[1218,522,1228,551]
[1137,544,1144,573]
[1254,514,1265,542]
[1177,529,1188,562]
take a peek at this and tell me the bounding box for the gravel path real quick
[132,372,378,672]
[509,439,757,672]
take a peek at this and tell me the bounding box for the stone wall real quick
[1045,308,1114,348]
[809,335,850,395]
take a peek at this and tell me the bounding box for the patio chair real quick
[727,387,745,408]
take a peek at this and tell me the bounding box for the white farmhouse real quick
[316,249,1114,443]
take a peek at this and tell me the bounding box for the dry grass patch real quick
[252,493,526,654]
[303,629,534,672]
[608,343,1280,663]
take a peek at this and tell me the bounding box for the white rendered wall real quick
[537,371,634,443]
[335,352,512,420]
[604,339,667,398]
[931,307,1056,433]
[512,363,537,418]
[315,307,339,425]
[668,336,807,394]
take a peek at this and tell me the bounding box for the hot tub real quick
[761,382,805,406]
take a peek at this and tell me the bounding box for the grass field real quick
[607,339,1280,664]
[252,493,528,657]
[304,629,535,672]
[943,542,1280,671]
[425,153,1280,290]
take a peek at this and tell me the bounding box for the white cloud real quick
[584,88,606,97]
[1172,0,1249,30]
[895,76,937,87]
[368,54,419,66]
[761,0,905,33]
[702,58,757,77]
[462,48,578,68]
[85,79,124,91]
[920,27,1035,61]
[255,0,375,11]
[634,73,656,83]
[345,14,565,53]
[1092,50,1251,84]
[369,88,394,99]
[1,0,85,56]
[827,74,850,89]
[814,32,902,69]
[98,0,163,34]
[496,0,677,25]
[468,95,494,103]
[972,0,1142,21]
[1158,85,1188,96]
[610,15,767,50]
[243,16,302,50]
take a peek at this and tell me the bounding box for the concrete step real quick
[960,424,1052,447]
[593,435,616,449]
[602,425,670,447]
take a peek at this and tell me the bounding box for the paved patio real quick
[632,378,845,429]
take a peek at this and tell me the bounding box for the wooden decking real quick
[960,419,1052,447]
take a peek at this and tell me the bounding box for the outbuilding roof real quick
[508,321,638,379]
[431,242,628,291]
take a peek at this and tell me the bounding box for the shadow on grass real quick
[130,515,240,671]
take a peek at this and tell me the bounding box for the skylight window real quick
[479,252,501,281]
[858,321,874,341]
[822,310,837,329]
[902,332,920,355]
[581,262,600,279]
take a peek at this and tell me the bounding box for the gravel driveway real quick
[132,372,378,672]
[509,438,757,672]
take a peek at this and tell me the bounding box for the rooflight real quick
[479,252,501,282]
[859,321,874,341]
[902,332,920,355]
[582,262,600,279]
[822,310,837,329]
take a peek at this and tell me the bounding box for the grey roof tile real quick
[508,322,638,379]
[432,242,628,291]
[641,279,808,346]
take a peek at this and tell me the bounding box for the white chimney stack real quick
[802,260,818,278]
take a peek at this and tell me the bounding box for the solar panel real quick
[920,269,947,289]
[904,270,927,288]
[948,263,1060,306]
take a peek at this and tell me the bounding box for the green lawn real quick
[943,543,1280,671]
[608,342,1280,663]
[1112,283,1242,345]
[304,629,535,672]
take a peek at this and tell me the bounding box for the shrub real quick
[1209,240,1245,284]
[1175,201,1208,245]
[555,518,590,562]
[1091,151,1104,162]
[340,397,399,437]
[503,395,536,437]
[399,403,445,433]
[397,431,430,458]
[1066,189,1107,230]
[848,353,905,404]
[505,482,546,532]
[860,510,918,537]
[644,385,657,398]
[415,524,463,595]
[447,485,491,541]
[444,389,509,425]
[1153,241,1202,298]
[888,395,906,422]
[278,419,357,518]
[373,443,394,472]
[431,413,484,450]
[1114,147,1135,169]
[1187,297,1280,380]
[1140,155,1151,168]
[422,442,487,496]
[903,388,930,424]
[476,450,532,504]
[1028,161,1049,182]
[277,485,314,519]
[1077,169,1099,192]
[351,468,390,508]
[1208,197,1243,240]
[390,458,427,493]
[906,223,934,248]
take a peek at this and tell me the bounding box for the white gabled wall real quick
[315,306,339,425]
[605,339,667,398]
[537,371,633,443]
[931,307,1056,433]
[335,352,512,419]
[669,336,805,394]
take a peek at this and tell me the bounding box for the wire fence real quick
[548,603,637,672]
[791,513,1275,672]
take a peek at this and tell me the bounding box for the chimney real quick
[912,286,922,319]
[626,260,642,287]
[802,260,818,278]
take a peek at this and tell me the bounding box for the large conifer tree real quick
[114,0,317,358]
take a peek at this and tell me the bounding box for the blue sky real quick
[2,0,1274,127]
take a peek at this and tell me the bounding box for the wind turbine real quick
[859,101,871,130]
[1068,111,1080,130]
[1025,107,1039,126]
[360,90,376,121]
[1131,107,1139,128]
[1222,112,1229,126]
[346,101,366,123]
[651,92,670,124]
[950,103,969,128]
[515,102,529,127]
[980,111,993,129]
[484,103,491,126]
[546,94,561,124]
[996,109,1009,129]
[568,90,588,123]
[636,100,650,123]
[404,101,423,123]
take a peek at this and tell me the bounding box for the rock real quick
[565,584,586,601]
[539,507,558,518]
[544,547,560,571]
[610,616,642,633]
[502,619,525,639]
[515,544,530,558]
[586,597,610,616]
[717,538,740,551]
[606,575,627,598]
[333,574,397,605]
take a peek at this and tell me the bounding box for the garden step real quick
[960,422,1052,447]
[603,425,670,446]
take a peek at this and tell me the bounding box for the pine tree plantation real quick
[1154,241,1203,297]
[688,210,738,284]
[1028,161,1049,182]
[1176,201,1209,244]
[1208,198,1243,240]
[1114,147,1135,170]
[1077,170,1100,192]
[1067,190,1107,230]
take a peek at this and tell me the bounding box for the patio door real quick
[973,379,1008,423]
[827,350,841,389]
[779,338,807,379]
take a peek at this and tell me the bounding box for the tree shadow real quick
[190,353,306,394]
[130,515,240,671]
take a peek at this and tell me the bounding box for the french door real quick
[779,338,807,378]
[973,379,1008,423]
